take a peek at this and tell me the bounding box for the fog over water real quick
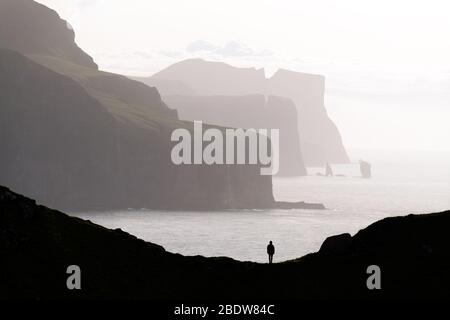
[72,149,450,263]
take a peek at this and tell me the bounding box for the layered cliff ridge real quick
[0,47,278,211]
[2,186,450,299]
[144,58,350,166]
[0,0,287,210]
[0,0,97,69]
[164,94,307,176]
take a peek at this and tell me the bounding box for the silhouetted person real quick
[359,160,371,179]
[267,241,275,264]
[325,163,333,177]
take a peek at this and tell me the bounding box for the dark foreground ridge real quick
[1,185,449,300]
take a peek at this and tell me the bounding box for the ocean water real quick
[72,150,450,263]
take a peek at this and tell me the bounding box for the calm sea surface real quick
[71,150,450,262]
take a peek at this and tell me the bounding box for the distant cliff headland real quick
[0,0,352,211]
[135,59,350,168]
[2,185,450,299]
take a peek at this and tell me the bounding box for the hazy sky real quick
[36,0,450,152]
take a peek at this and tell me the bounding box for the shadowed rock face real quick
[164,94,307,176]
[2,186,450,300]
[0,0,277,211]
[148,59,350,166]
[0,0,97,69]
[0,49,274,210]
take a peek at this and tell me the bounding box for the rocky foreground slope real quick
[1,185,449,300]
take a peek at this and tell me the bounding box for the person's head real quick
[269,241,273,244]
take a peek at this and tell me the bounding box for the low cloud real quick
[186,40,274,57]
[74,0,100,11]
[159,50,184,59]
[186,40,218,53]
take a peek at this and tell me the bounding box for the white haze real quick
[36,0,450,151]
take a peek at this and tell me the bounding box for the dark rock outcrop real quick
[319,233,352,254]
[164,94,307,176]
[2,186,450,300]
[147,58,350,166]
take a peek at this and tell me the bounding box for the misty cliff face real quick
[152,58,267,95]
[149,58,350,166]
[131,76,198,96]
[269,69,350,165]
[0,0,97,69]
[2,186,450,299]
[164,94,307,176]
[0,49,273,211]
[0,0,275,210]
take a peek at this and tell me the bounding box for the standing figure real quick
[267,241,275,264]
